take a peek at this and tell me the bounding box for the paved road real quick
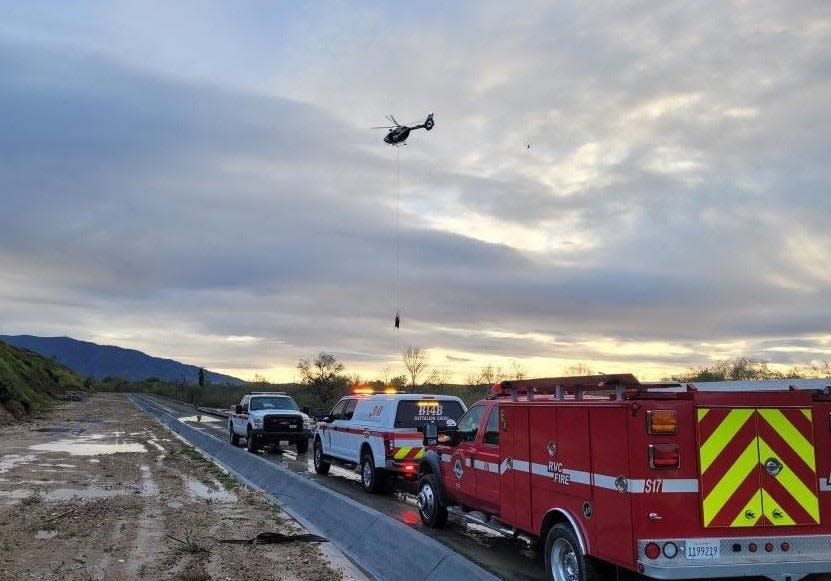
[142,394,544,581]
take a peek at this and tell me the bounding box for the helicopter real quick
[374,113,434,145]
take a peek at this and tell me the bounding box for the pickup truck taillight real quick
[649,443,680,469]
[383,434,393,454]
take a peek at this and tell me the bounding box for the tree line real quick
[92,350,831,413]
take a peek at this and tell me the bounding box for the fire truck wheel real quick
[416,474,448,528]
[360,453,384,493]
[313,440,330,475]
[544,523,600,581]
[296,437,309,454]
[229,423,240,446]
[246,427,259,453]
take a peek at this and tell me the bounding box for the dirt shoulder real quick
[0,393,348,581]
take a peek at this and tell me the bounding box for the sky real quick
[1,1,830,383]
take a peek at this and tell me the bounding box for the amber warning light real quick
[647,410,678,434]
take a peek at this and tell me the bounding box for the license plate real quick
[685,540,720,560]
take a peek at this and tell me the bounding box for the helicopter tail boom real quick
[423,113,434,131]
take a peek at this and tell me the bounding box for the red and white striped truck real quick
[416,374,831,581]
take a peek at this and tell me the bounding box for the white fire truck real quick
[416,374,831,581]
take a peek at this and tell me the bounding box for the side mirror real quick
[423,421,438,446]
[301,406,310,415]
[235,404,243,414]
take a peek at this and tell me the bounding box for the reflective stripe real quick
[492,459,695,493]
[758,409,815,470]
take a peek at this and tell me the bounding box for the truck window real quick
[456,405,486,443]
[342,398,358,420]
[394,399,466,428]
[328,399,347,421]
[249,396,300,411]
[483,406,499,446]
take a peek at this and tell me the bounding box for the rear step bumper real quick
[638,535,831,581]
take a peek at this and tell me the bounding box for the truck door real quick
[476,405,501,513]
[234,396,250,433]
[697,406,820,528]
[325,399,347,455]
[448,404,487,508]
[589,406,633,566]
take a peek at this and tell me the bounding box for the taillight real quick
[647,410,678,434]
[649,443,680,469]
[383,434,393,454]
[644,542,660,559]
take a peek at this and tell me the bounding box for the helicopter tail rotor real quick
[424,113,435,131]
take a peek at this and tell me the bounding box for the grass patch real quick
[176,446,239,492]
[168,530,209,555]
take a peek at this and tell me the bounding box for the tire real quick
[246,427,259,453]
[296,437,309,454]
[417,474,448,528]
[360,452,383,494]
[229,423,240,446]
[313,440,330,475]
[544,523,601,581]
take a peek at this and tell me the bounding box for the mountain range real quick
[0,335,243,385]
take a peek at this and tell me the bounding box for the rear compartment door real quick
[697,407,820,528]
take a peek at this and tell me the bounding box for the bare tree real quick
[478,364,505,385]
[509,360,527,380]
[563,362,595,376]
[402,346,440,392]
[297,352,348,409]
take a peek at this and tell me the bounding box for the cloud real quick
[1,3,830,381]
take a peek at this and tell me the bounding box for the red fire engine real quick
[416,374,831,581]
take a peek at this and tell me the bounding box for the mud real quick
[0,393,346,581]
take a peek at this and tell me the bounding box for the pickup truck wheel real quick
[545,523,600,581]
[229,423,240,446]
[313,440,330,475]
[360,453,383,494]
[417,474,448,528]
[296,437,309,454]
[246,427,259,453]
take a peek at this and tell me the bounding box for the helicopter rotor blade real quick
[386,115,400,126]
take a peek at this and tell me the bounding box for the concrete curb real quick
[130,394,499,581]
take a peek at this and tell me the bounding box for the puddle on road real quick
[32,428,87,436]
[29,432,148,456]
[140,465,159,497]
[0,454,37,474]
[184,477,237,503]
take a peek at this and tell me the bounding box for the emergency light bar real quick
[350,386,402,395]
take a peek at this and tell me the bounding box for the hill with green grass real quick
[0,339,84,424]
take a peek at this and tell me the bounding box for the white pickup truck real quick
[229,392,312,454]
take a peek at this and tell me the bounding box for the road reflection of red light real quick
[402,511,419,525]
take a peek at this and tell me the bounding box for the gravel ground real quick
[0,393,347,581]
